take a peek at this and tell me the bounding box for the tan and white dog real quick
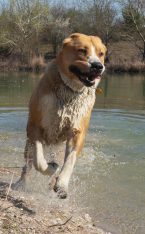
[16,33,106,198]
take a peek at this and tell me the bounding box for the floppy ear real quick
[62,33,81,45]
[69,33,82,39]
[63,37,72,45]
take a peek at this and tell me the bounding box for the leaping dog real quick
[16,33,106,199]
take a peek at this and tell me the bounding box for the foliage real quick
[0,0,51,61]
[0,0,144,64]
[120,0,145,62]
[48,17,71,55]
[122,4,143,32]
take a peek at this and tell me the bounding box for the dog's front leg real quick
[33,139,58,175]
[54,130,85,199]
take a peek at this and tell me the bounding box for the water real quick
[0,71,145,233]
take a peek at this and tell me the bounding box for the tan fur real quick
[15,33,106,198]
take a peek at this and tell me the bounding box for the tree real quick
[0,0,51,62]
[63,7,87,34]
[121,0,145,62]
[48,17,71,56]
[41,3,72,56]
[82,0,117,62]
[122,5,142,30]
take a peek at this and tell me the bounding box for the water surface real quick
[0,72,145,234]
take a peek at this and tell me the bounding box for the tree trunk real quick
[20,48,24,63]
[142,42,145,63]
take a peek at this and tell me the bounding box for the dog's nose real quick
[91,62,103,71]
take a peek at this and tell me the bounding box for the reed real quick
[0,59,20,70]
[28,55,46,71]
[0,54,46,71]
[107,60,145,72]
[0,53,145,72]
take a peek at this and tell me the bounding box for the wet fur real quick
[15,33,106,198]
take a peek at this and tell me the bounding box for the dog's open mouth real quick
[69,65,102,87]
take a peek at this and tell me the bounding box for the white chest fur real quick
[39,84,95,144]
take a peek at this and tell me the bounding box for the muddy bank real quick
[0,174,112,234]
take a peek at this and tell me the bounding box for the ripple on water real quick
[0,108,145,234]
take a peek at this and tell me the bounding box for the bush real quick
[107,60,145,72]
[29,55,46,71]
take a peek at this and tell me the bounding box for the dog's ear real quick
[63,33,82,45]
[91,36,107,53]
[63,37,72,45]
[69,33,82,39]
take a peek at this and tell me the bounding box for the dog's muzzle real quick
[89,62,103,74]
[69,62,104,87]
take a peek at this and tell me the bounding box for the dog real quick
[16,33,106,199]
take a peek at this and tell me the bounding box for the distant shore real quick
[106,61,145,73]
[0,55,145,73]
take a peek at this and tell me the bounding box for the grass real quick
[107,61,145,72]
[106,40,145,72]
[0,40,144,72]
[28,55,46,71]
[0,54,46,71]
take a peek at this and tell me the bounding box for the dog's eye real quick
[78,49,87,54]
[99,52,104,57]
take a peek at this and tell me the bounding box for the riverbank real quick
[0,55,145,73]
[0,173,111,234]
[106,61,145,73]
[0,55,46,72]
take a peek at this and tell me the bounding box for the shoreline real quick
[0,175,112,234]
[0,60,145,73]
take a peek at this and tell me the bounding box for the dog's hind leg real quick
[53,128,87,199]
[13,139,33,190]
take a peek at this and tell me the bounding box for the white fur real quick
[60,72,85,92]
[91,44,100,60]
[56,149,76,190]
[88,43,105,74]
[88,43,101,64]
[94,76,101,89]
[40,81,95,145]
[87,43,105,89]
[33,140,58,175]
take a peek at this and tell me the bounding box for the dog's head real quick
[57,33,106,89]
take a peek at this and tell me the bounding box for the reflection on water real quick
[0,71,145,110]
[0,72,145,234]
[95,73,145,110]
[0,71,40,107]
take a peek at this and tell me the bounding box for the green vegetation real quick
[0,0,144,71]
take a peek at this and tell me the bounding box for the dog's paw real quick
[12,179,26,191]
[53,180,68,199]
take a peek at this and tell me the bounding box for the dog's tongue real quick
[93,74,102,80]
[80,74,102,81]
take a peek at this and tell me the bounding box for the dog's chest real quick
[40,87,95,144]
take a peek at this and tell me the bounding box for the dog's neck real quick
[58,69,100,93]
[56,74,95,108]
[59,70,86,93]
[45,60,97,97]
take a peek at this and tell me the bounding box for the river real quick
[0,71,145,234]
